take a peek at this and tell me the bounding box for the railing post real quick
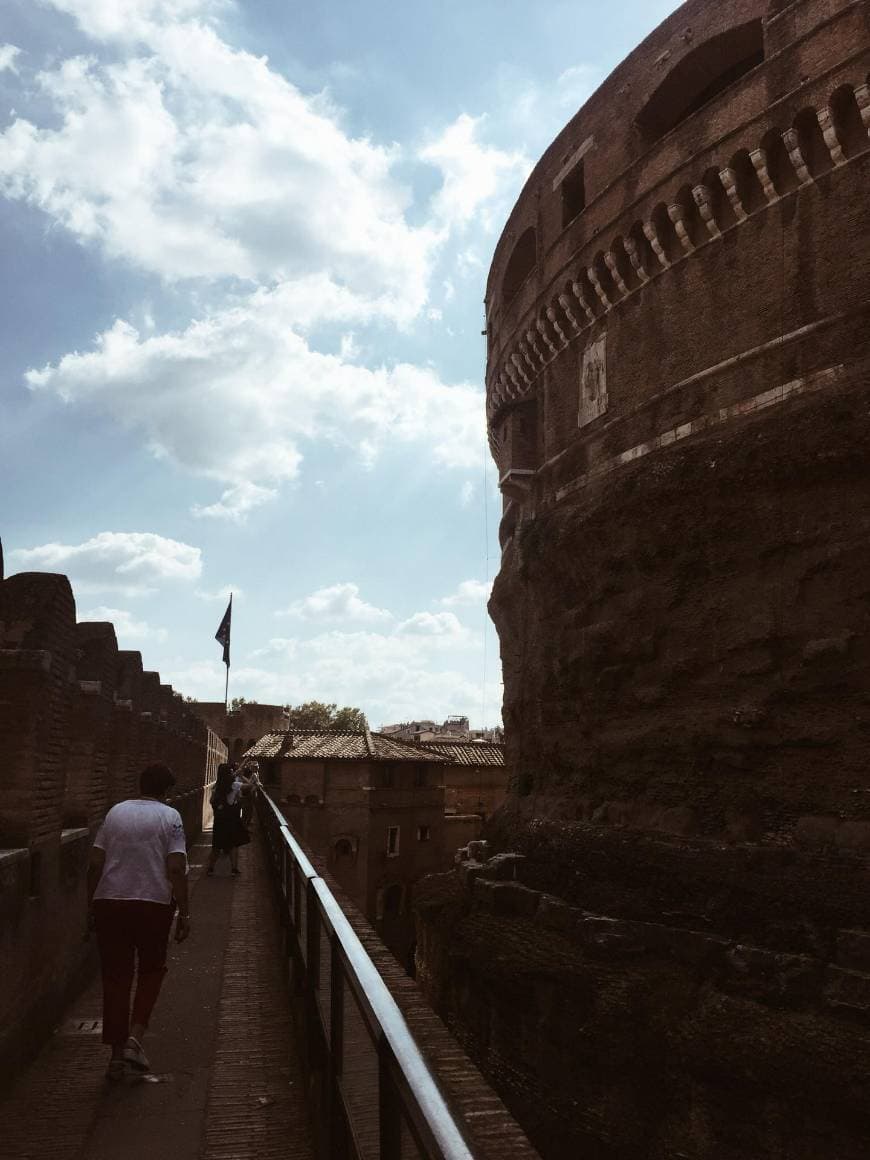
[328,932,346,1157]
[379,1042,402,1160]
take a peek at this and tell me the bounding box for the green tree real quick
[230,696,256,711]
[283,700,368,730]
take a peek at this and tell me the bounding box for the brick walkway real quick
[0,833,315,1160]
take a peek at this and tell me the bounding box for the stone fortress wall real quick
[416,3,870,1158]
[0,562,226,1083]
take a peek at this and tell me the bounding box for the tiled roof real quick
[415,741,505,767]
[244,729,448,763]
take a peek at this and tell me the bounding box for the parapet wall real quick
[0,567,226,1085]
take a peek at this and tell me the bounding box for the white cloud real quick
[278,582,392,625]
[10,532,202,596]
[420,113,529,231]
[174,626,484,723]
[25,303,486,497]
[0,44,21,74]
[438,579,492,608]
[192,481,278,522]
[80,605,168,642]
[459,480,474,508]
[195,584,241,602]
[0,15,437,308]
[395,610,467,639]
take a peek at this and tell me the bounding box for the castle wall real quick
[0,570,226,1085]
[418,2,870,1156]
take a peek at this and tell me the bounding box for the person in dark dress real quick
[206,763,250,876]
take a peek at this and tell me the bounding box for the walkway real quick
[0,832,315,1160]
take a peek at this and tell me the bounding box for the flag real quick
[215,595,232,667]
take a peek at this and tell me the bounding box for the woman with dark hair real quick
[206,762,250,876]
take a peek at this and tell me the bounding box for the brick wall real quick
[0,570,227,1085]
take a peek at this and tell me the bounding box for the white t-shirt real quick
[93,799,187,905]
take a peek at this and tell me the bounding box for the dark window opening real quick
[637,21,764,145]
[382,765,395,788]
[561,160,586,227]
[417,825,431,842]
[414,766,426,787]
[502,227,536,305]
[334,838,353,860]
[387,826,400,856]
[384,883,402,915]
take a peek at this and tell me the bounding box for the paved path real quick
[0,832,315,1160]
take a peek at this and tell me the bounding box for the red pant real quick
[93,899,174,1046]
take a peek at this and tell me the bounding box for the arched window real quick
[502,227,537,305]
[334,838,354,861]
[637,21,764,144]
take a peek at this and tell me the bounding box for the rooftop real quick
[245,729,449,763]
[416,740,506,767]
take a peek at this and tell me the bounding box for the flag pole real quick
[216,592,233,713]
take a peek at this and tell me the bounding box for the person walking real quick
[206,762,250,876]
[240,760,259,829]
[87,763,191,1081]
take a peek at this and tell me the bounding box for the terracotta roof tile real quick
[245,730,447,763]
[415,741,505,767]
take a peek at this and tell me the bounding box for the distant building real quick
[380,714,475,743]
[245,728,451,967]
[415,740,507,819]
[194,701,287,764]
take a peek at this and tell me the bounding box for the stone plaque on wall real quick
[579,334,608,428]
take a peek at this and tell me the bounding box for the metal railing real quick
[256,788,474,1160]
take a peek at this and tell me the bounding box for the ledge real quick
[60,828,89,846]
[0,848,29,867]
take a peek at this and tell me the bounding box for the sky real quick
[0,0,682,728]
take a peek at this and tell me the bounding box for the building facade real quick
[247,729,449,966]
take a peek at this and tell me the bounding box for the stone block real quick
[836,929,870,972]
[578,915,646,955]
[458,859,485,889]
[488,881,541,918]
[479,852,527,882]
[823,965,870,1012]
[467,840,490,862]
[535,893,580,935]
[726,944,823,1003]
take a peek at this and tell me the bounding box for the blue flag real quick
[215,596,232,667]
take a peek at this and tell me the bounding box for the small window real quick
[414,767,427,787]
[387,826,400,856]
[562,160,586,226]
[334,838,353,861]
[502,227,537,305]
[417,825,431,842]
[382,766,395,788]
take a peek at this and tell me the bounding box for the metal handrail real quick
[256,785,474,1160]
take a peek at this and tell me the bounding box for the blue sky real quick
[0,0,680,727]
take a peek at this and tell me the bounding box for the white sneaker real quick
[122,1036,150,1072]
